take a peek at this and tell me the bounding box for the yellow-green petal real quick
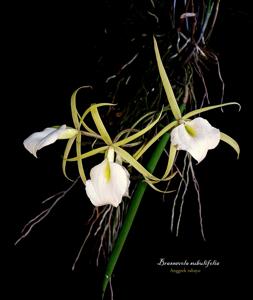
[182,102,240,120]
[76,132,87,185]
[146,171,177,184]
[134,120,178,160]
[220,132,240,158]
[153,36,181,120]
[114,146,161,181]
[113,128,138,143]
[62,136,76,181]
[162,143,177,179]
[67,145,109,161]
[71,86,92,129]
[129,110,157,131]
[145,180,176,193]
[114,109,162,147]
[79,103,115,135]
[90,105,113,145]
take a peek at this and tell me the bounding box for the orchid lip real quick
[85,157,130,207]
[171,117,220,163]
[23,125,78,157]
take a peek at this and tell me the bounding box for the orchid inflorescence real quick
[24,37,240,209]
[21,35,241,298]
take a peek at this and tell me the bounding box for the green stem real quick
[101,132,171,298]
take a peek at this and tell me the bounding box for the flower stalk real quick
[101,131,171,298]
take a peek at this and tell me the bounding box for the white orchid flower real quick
[130,37,240,183]
[24,125,78,158]
[171,117,220,163]
[85,147,130,207]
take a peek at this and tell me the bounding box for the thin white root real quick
[15,177,80,245]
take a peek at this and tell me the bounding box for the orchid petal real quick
[90,105,112,145]
[162,143,177,179]
[153,36,182,120]
[114,146,160,181]
[182,102,240,120]
[220,132,240,158]
[114,109,162,147]
[79,103,115,135]
[24,125,78,157]
[62,136,76,181]
[171,117,220,163]
[133,120,178,160]
[67,145,109,161]
[145,181,176,193]
[70,86,92,129]
[76,132,87,184]
[85,160,130,207]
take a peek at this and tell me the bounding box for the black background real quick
[4,1,251,299]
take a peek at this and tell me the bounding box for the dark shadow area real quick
[3,1,251,299]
